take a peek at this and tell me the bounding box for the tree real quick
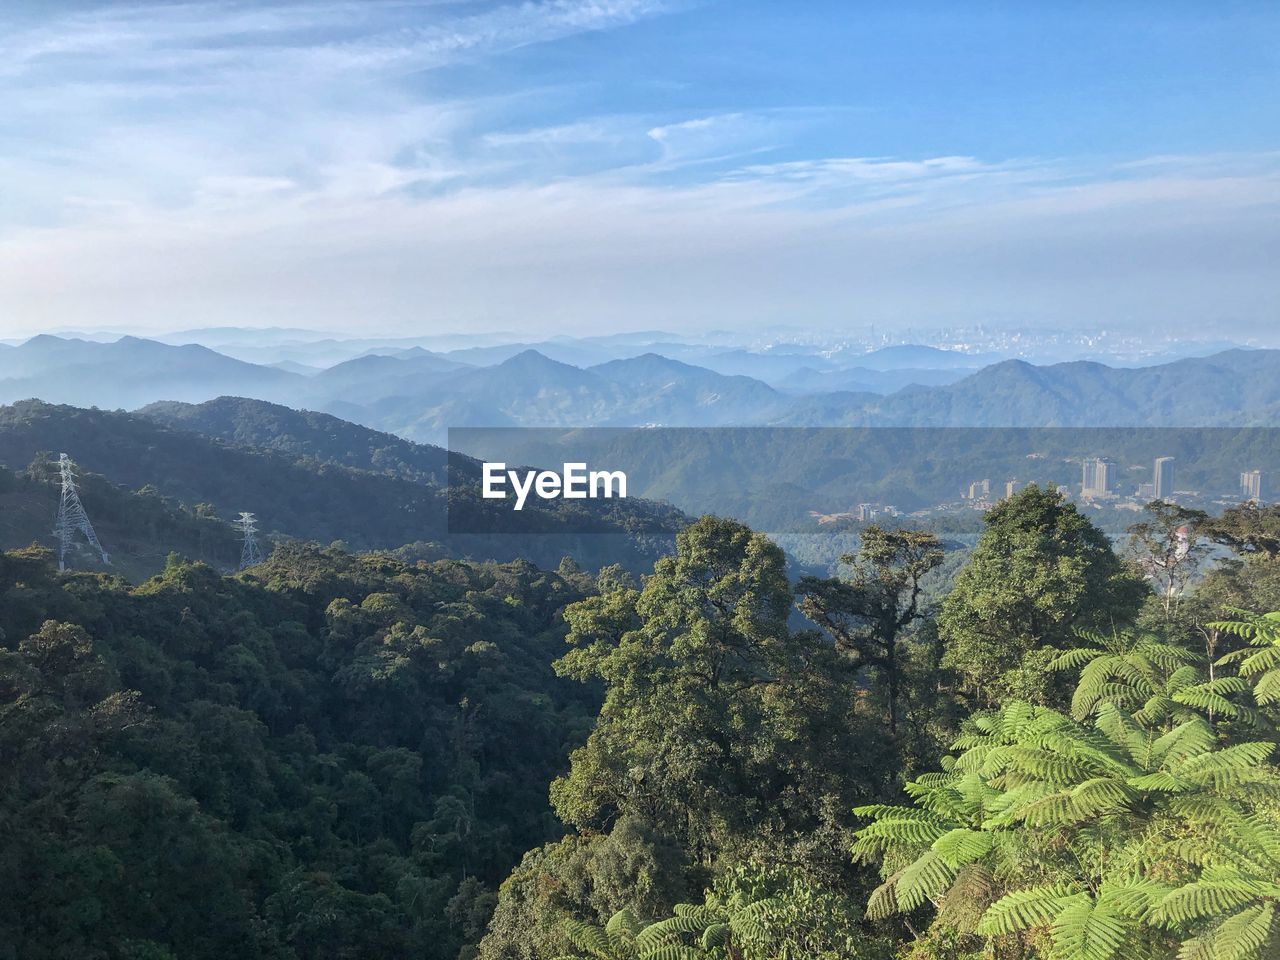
[551,865,885,960]
[483,517,891,960]
[1204,502,1280,560]
[937,485,1145,709]
[551,516,875,869]
[1127,501,1211,620]
[1212,608,1280,711]
[798,526,944,733]
[853,624,1280,960]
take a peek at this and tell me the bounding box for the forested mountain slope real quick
[0,542,602,960]
[138,396,451,484]
[0,400,683,575]
[0,462,240,580]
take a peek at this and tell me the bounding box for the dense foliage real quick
[480,517,899,959]
[9,449,1280,960]
[0,543,602,960]
[938,485,1147,709]
[481,492,1280,960]
[853,628,1280,960]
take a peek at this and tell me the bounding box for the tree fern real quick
[1210,610,1280,708]
[853,613,1280,960]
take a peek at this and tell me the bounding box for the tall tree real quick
[551,515,876,866]
[937,484,1146,709]
[482,517,891,960]
[1127,501,1210,620]
[797,526,943,733]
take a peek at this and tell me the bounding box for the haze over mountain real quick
[0,399,683,575]
[2,334,1278,443]
[822,350,1280,428]
[0,335,302,408]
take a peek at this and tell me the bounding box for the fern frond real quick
[931,827,994,867]
[864,873,900,921]
[671,904,719,927]
[700,923,729,950]
[1205,902,1277,960]
[634,915,702,951]
[562,919,611,958]
[977,883,1081,936]
[1151,880,1278,926]
[1051,895,1132,960]
[894,850,955,913]
[606,908,643,940]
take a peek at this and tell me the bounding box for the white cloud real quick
[0,2,1275,339]
[1,149,1277,337]
[483,120,622,148]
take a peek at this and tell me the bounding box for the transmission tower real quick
[235,512,264,570]
[54,453,109,571]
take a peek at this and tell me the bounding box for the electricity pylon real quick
[235,512,264,570]
[54,453,109,571]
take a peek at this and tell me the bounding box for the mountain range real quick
[0,334,302,408]
[3,335,1280,446]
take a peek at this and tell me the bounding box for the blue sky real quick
[1,0,1277,338]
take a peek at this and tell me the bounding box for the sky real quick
[1,0,1278,340]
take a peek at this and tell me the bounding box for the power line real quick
[54,453,109,572]
[235,511,264,570]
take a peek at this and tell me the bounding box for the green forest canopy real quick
[4,487,1280,960]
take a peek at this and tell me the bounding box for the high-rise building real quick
[965,479,991,500]
[1153,457,1175,500]
[1005,479,1022,499]
[1241,469,1263,502]
[1081,457,1114,498]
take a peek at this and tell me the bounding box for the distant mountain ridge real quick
[2,334,1278,433]
[0,335,301,408]
[828,350,1280,427]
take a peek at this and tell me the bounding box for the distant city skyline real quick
[1,2,1278,338]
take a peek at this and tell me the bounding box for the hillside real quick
[343,350,791,441]
[139,396,451,484]
[0,461,241,581]
[778,349,1280,427]
[776,365,971,395]
[0,400,683,576]
[587,352,786,423]
[299,352,472,406]
[0,541,603,960]
[850,344,997,370]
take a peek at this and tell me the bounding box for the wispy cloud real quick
[0,2,1276,338]
[0,1,671,78]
